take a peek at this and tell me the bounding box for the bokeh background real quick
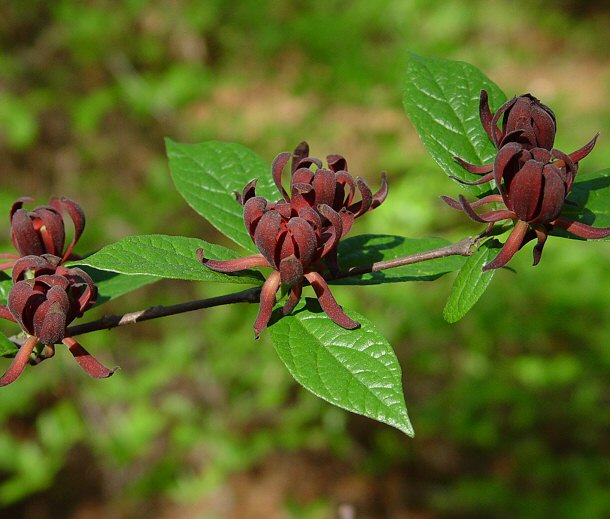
[2,1,610,518]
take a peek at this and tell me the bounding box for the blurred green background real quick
[2,1,610,518]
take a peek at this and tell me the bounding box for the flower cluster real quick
[0,196,85,270]
[0,255,115,386]
[444,90,610,270]
[0,199,114,386]
[200,142,387,337]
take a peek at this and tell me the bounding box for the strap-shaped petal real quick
[34,207,65,256]
[10,209,43,256]
[371,172,389,209]
[253,270,281,338]
[491,96,517,146]
[0,335,38,387]
[483,220,529,271]
[510,159,544,222]
[478,90,495,143]
[552,217,610,239]
[348,177,373,217]
[318,204,343,257]
[271,152,291,201]
[9,197,34,220]
[198,250,269,272]
[568,133,599,164]
[63,336,116,378]
[50,197,86,262]
[282,285,302,315]
[326,154,348,172]
[243,196,268,239]
[287,217,317,266]
[254,210,283,268]
[279,254,303,287]
[305,271,359,330]
[312,169,336,207]
[533,166,566,223]
[291,141,310,174]
[493,142,523,202]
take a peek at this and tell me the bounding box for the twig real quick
[4,236,478,344]
[335,235,478,279]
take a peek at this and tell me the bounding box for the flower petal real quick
[50,197,86,262]
[510,159,544,221]
[198,250,270,272]
[0,336,38,387]
[11,208,43,256]
[478,90,495,143]
[291,142,310,174]
[282,284,303,315]
[243,196,268,239]
[272,152,291,201]
[568,133,599,164]
[63,336,117,379]
[287,217,317,266]
[483,220,529,271]
[552,217,610,239]
[304,271,359,330]
[254,210,283,267]
[253,270,281,339]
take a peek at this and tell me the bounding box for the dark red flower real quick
[199,143,384,337]
[0,255,115,386]
[443,141,610,270]
[200,188,357,337]
[0,197,85,271]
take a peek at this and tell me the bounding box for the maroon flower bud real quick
[452,92,594,187]
[480,90,556,151]
[443,140,610,270]
[0,255,114,386]
[0,197,85,271]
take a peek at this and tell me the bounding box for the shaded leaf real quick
[166,139,278,251]
[79,235,265,284]
[0,278,11,307]
[0,333,17,357]
[443,240,497,323]
[334,234,467,285]
[403,53,506,195]
[269,298,413,436]
[557,169,610,239]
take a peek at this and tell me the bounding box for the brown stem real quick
[5,237,478,345]
[334,236,478,280]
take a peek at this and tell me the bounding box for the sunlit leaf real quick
[403,53,506,195]
[443,240,497,323]
[269,298,413,436]
[166,139,278,251]
[79,235,265,284]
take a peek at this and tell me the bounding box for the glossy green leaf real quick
[403,53,506,195]
[0,333,18,357]
[79,235,265,284]
[443,240,497,323]
[333,234,467,285]
[166,139,278,251]
[557,169,610,239]
[269,298,413,436]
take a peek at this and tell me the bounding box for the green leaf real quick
[78,267,159,306]
[78,235,265,284]
[333,234,467,285]
[268,298,413,436]
[166,139,278,251]
[403,53,506,195]
[443,240,497,323]
[0,278,11,307]
[557,169,610,238]
[0,333,18,357]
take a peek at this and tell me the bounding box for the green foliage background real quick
[2,1,610,517]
